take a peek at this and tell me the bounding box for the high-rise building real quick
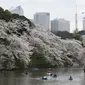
[10,5,24,16]
[83,17,85,30]
[34,12,50,29]
[51,18,70,33]
[51,18,58,33]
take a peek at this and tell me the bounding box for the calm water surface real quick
[0,68,85,85]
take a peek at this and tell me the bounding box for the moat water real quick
[0,68,85,85]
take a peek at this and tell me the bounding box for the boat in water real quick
[69,76,73,80]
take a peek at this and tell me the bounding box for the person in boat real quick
[47,72,53,76]
[69,76,73,80]
[52,74,57,78]
[42,76,47,80]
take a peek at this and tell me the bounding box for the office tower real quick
[51,18,70,33]
[51,18,58,33]
[34,12,50,29]
[10,5,24,16]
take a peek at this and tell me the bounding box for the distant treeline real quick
[0,7,34,27]
[52,30,85,40]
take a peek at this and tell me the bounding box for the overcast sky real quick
[0,0,85,32]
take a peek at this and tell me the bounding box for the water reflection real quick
[0,68,84,85]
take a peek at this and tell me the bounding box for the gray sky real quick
[0,0,84,32]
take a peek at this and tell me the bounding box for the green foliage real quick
[29,46,51,68]
[73,29,82,41]
[73,33,81,40]
[12,14,20,19]
[12,52,28,69]
[0,7,12,22]
[54,31,73,39]
[12,14,34,27]
[78,30,85,35]
[53,30,82,41]
[0,7,5,19]
[73,28,78,34]
[15,59,26,69]
[0,7,4,12]
[4,10,12,22]
[0,7,35,27]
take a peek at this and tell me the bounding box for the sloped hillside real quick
[0,19,83,69]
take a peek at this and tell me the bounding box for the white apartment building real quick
[34,12,50,29]
[83,17,85,30]
[10,5,24,16]
[51,18,70,33]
